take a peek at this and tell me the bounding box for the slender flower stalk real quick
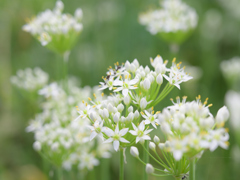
[120,148,124,180]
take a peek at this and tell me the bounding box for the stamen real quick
[88,97,92,101]
[101,93,104,97]
[172,57,176,63]
[82,100,85,103]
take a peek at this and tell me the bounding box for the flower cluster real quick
[23,0,83,53]
[24,74,111,171]
[157,96,229,160]
[10,67,48,91]
[76,55,192,152]
[220,57,240,86]
[218,0,240,20]
[139,0,198,35]
[130,96,230,178]
[225,91,240,131]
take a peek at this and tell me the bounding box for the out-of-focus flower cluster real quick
[23,0,83,53]
[218,0,240,20]
[11,68,112,171]
[156,96,229,160]
[225,91,240,131]
[220,57,240,88]
[76,55,192,152]
[10,67,48,92]
[139,0,198,42]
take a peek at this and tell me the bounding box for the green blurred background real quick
[0,0,240,179]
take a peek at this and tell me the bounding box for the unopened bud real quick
[153,136,160,144]
[130,146,139,157]
[156,74,163,84]
[149,142,156,150]
[146,164,154,174]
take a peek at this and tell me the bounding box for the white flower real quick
[113,74,139,97]
[142,110,159,129]
[99,76,115,91]
[88,120,105,141]
[208,128,229,152]
[129,122,153,143]
[103,124,129,151]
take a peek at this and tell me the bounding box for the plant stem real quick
[62,51,70,94]
[120,148,124,180]
[101,158,110,180]
[57,167,63,180]
[143,141,149,180]
[189,158,196,180]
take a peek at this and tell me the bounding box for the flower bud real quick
[75,8,83,20]
[216,106,229,124]
[153,136,160,144]
[146,164,154,174]
[130,64,136,72]
[33,141,41,151]
[133,59,139,68]
[89,112,96,121]
[117,103,124,112]
[107,103,114,113]
[102,108,109,119]
[156,74,163,84]
[158,143,165,149]
[134,110,140,119]
[130,146,139,157]
[113,112,120,123]
[125,61,131,71]
[127,112,134,121]
[149,142,156,150]
[128,106,133,112]
[145,66,150,74]
[124,95,131,105]
[143,78,151,90]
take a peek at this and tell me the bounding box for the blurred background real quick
[0,0,240,179]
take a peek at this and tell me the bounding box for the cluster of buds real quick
[23,0,83,54]
[76,55,192,152]
[139,0,198,44]
[130,96,230,178]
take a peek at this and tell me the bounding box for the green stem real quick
[101,158,110,180]
[62,51,70,94]
[143,141,149,180]
[120,148,124,180]
[57,168,63,180]
[189,158,196,180]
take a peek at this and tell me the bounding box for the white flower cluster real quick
[23,0,83,51]
[220,57,240,84]
[26,79,112,171]
[11,67,48,91]
[76,55,192,151]
[218,0,240,20]
[225,91,240,130]
[156,96,230,160]
[139,0,198,35]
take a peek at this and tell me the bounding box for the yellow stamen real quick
[101,93,104,97]
[93,93,96,99]
[172,57,176,63]
[88,97,92,101]
[82,100,85,103]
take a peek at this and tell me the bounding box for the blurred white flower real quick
[139,0,198,35]
[11,67,48,91]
